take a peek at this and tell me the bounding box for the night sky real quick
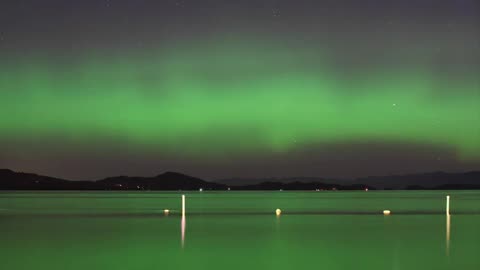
[0,0,479,180]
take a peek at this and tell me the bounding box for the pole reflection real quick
[181,215,186,249]
[446,214,451,256]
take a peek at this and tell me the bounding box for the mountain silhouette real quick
[355,171,480,189]
[97,171,225,190]
[220,171,480,190]
[1,169,479,190]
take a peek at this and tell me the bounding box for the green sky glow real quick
[1,39,479,160]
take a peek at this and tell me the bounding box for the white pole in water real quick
[182,194,186,217]
[446,195,450,216]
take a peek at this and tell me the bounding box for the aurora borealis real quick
[0,0,479,179]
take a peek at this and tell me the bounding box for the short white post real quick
[446,195,450,216]
[182,194,186,217]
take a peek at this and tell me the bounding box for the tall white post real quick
[446,195,450,216]
[182,194,186,217]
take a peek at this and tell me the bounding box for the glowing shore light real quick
[383,210,391,215]
[276,209,282,216]
[164,209,170,215]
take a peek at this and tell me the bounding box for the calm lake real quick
[1,191,479,269]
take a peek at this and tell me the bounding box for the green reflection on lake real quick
[1,191,479,270]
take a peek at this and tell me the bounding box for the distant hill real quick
[219,171,480,190]
[236,181,373,191]
[218,176,347,186]
[96,171,225,190]
[0,169,87,190]
[0,169,224,190]
[1,169,479,190]
[355,171,480,189]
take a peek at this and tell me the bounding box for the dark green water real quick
[1,191,479,269]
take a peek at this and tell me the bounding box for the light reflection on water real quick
[181,215,186,249]
[446,214,451,256]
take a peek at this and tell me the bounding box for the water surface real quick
[1,191,479,269]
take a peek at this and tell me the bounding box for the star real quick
[175,0,185,8]
[272,9,281,17]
